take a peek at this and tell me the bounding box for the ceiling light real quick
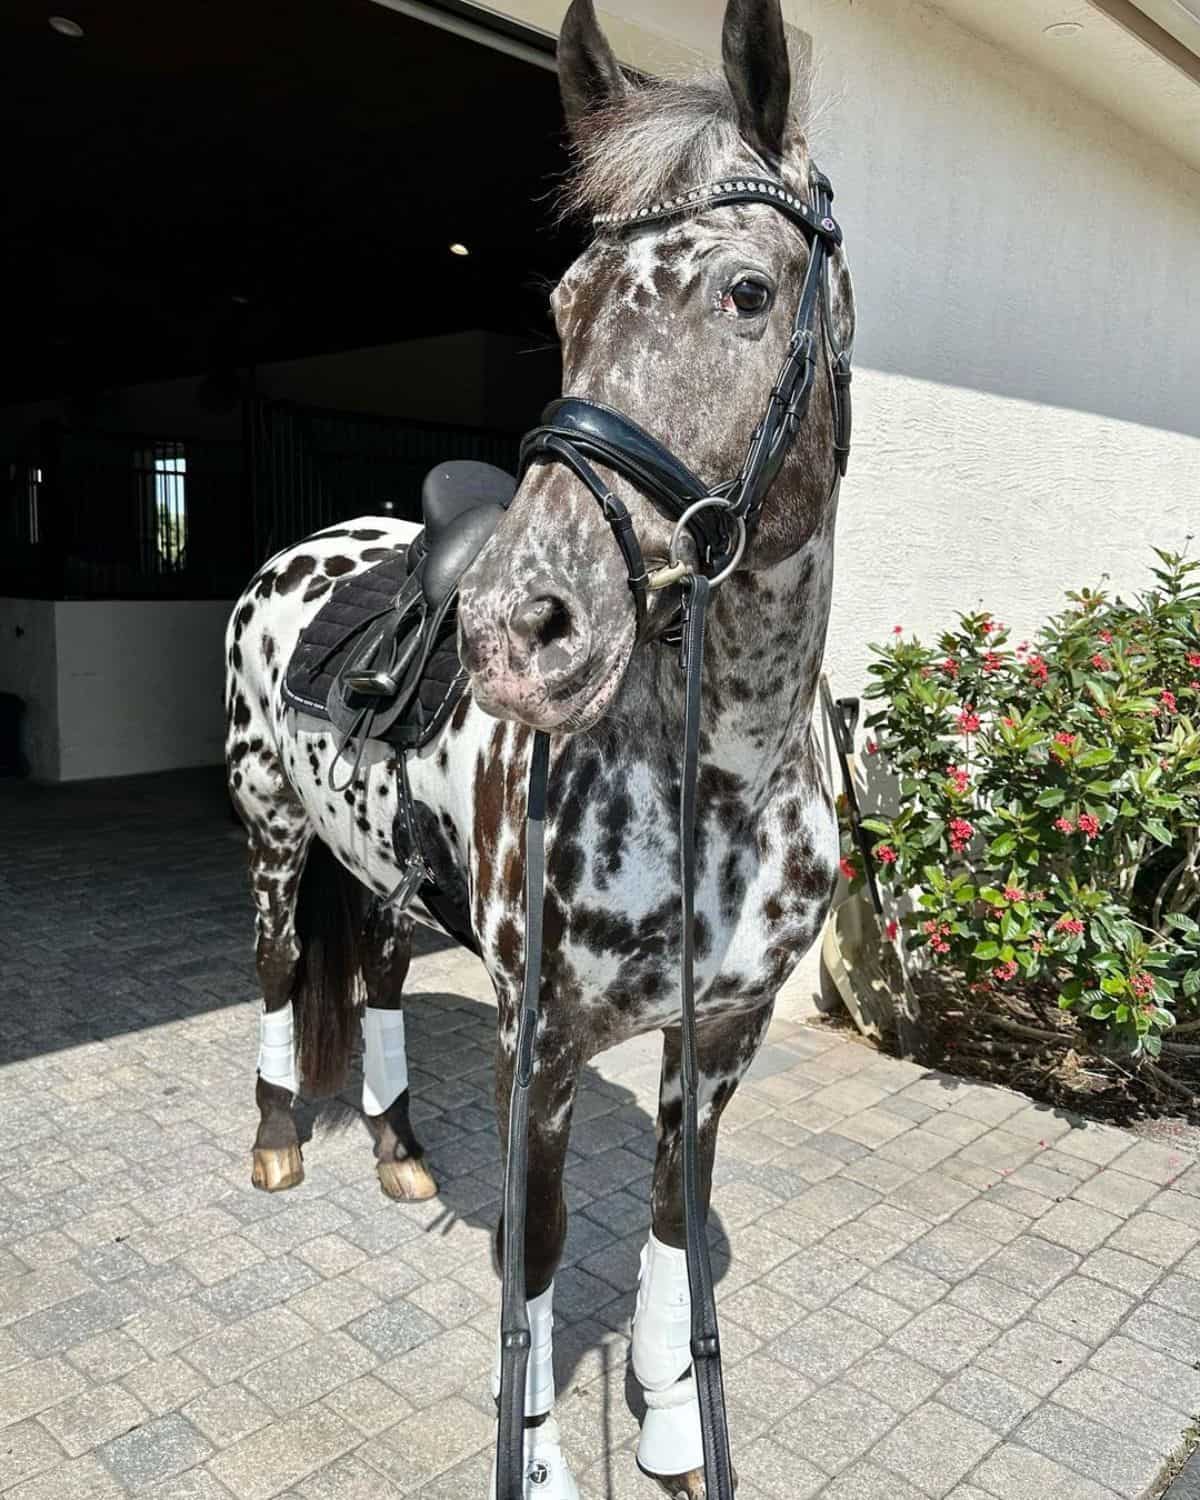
[448,242,470,257]
[48,15,84,36]
[1043,21,1083,36]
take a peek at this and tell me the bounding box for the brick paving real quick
[2,769,1200,1499]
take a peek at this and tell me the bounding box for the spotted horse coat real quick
[225,0,854,1493]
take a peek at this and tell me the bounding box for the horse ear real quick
[558,0,628,136]
[721,0,791,163]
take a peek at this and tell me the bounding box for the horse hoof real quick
[377,1156,438,1201]
[643,1467,737,1499]
[250,1145,304,1192]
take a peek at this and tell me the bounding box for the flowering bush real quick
[842,550,1200,1072]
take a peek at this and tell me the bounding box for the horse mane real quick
[561,68,814,225]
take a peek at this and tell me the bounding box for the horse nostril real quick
[510,595,572,652]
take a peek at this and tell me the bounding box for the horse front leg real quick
[359,899,437,1201]
[635,1002,773,1498]
[490,1020,582,1500]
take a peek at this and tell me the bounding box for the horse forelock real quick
[560,69,815,227]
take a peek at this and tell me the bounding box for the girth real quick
[496,166,854,1500]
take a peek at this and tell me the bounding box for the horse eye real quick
[727,278,772,315]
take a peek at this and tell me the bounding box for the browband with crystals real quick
[593,176,842,247]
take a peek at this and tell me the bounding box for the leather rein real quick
[497,167,852,1500]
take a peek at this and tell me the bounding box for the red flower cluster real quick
[1015,641,1029,655]
[1055,915,1085,936]
[941,657,959,679]
[885,919,899,941]
[1053,732,1077,748]
[949,818,974,854]
[957,707,982,735]
[875,844,898,865]
[982,651,1003,673]
[1054,817,1074,834]
[1077,812,1101,839]
[923,919,952,955]
[1090,654,1111,672]
[866,739,879,755]
[892,625,904,635]
[992,960,1019,982]
[1001,715,1016,728]
[946,764,970,793]
[1161,689,1177,714]
[1131,973,1155,998]
[1187,650,1200,667]
[839,856,857,881]
[1027,655,1048,683]
[1099,629,1114,644]
[1003,886,1026,902]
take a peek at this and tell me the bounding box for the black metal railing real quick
[0,400,522,600]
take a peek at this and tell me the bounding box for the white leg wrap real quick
[257,1000,298,1096]
[491,1282,557,1417]
[633,1234,704,1477]
[361,1006,408,1116]
[489,1415,579,1500]
[490,1285,577,1499]
[632,1233,692,1391]
[639,1378,704,1478]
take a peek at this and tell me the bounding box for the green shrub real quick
[844,549,1200,1063]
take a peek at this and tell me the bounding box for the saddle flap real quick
[422,503,506,608]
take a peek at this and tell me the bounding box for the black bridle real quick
[497,167,852,1500]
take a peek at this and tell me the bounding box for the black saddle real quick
[281,460,515,754]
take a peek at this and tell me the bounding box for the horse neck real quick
[622,517,836,800]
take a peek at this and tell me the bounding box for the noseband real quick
[519,168,853,633]
[497,169,854,1500]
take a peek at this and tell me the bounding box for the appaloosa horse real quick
[225,0,854,1493]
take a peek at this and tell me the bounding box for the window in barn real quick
[134,443,187,573]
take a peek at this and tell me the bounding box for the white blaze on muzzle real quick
[361,1006,409,1116]
[257,1000,299,1096]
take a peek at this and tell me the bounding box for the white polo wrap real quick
[361,1006,409,1116]
[257,1000,298,1096]
[491,1281,557,1419]
[632,1233,704,1476]
[488,1414,579,1500]
[632,1233,692,1389]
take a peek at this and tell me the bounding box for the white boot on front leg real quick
[490,1283,579,1500]
[632,1235,706,1490]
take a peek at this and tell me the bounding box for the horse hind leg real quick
[360,900,437,1202]
[240,791,313,1194]
[633,1005,772,1498]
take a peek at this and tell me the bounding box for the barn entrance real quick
[0,0,577,781]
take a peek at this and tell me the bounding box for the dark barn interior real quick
[1,0,579,601]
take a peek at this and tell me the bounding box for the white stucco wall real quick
[504,0,1200,691]
[52,601,232,782]
[0,598,60,780]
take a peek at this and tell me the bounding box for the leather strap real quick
[494,585,734,1500]
[677,575,734,1500]
[496,729,551,1500]
[523,434,651,638]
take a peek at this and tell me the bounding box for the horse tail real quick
[292,837,366,1096]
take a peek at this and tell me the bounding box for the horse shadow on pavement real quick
[294,981,731,1495]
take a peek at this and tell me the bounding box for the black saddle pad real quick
[282,545,467,752]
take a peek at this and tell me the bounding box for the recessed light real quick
[230,293,251,305]
[48,15,85,37]
[1043,21,1083,36]
[448,242,470,257]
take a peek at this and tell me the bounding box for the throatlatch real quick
[494,165,853,1500]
